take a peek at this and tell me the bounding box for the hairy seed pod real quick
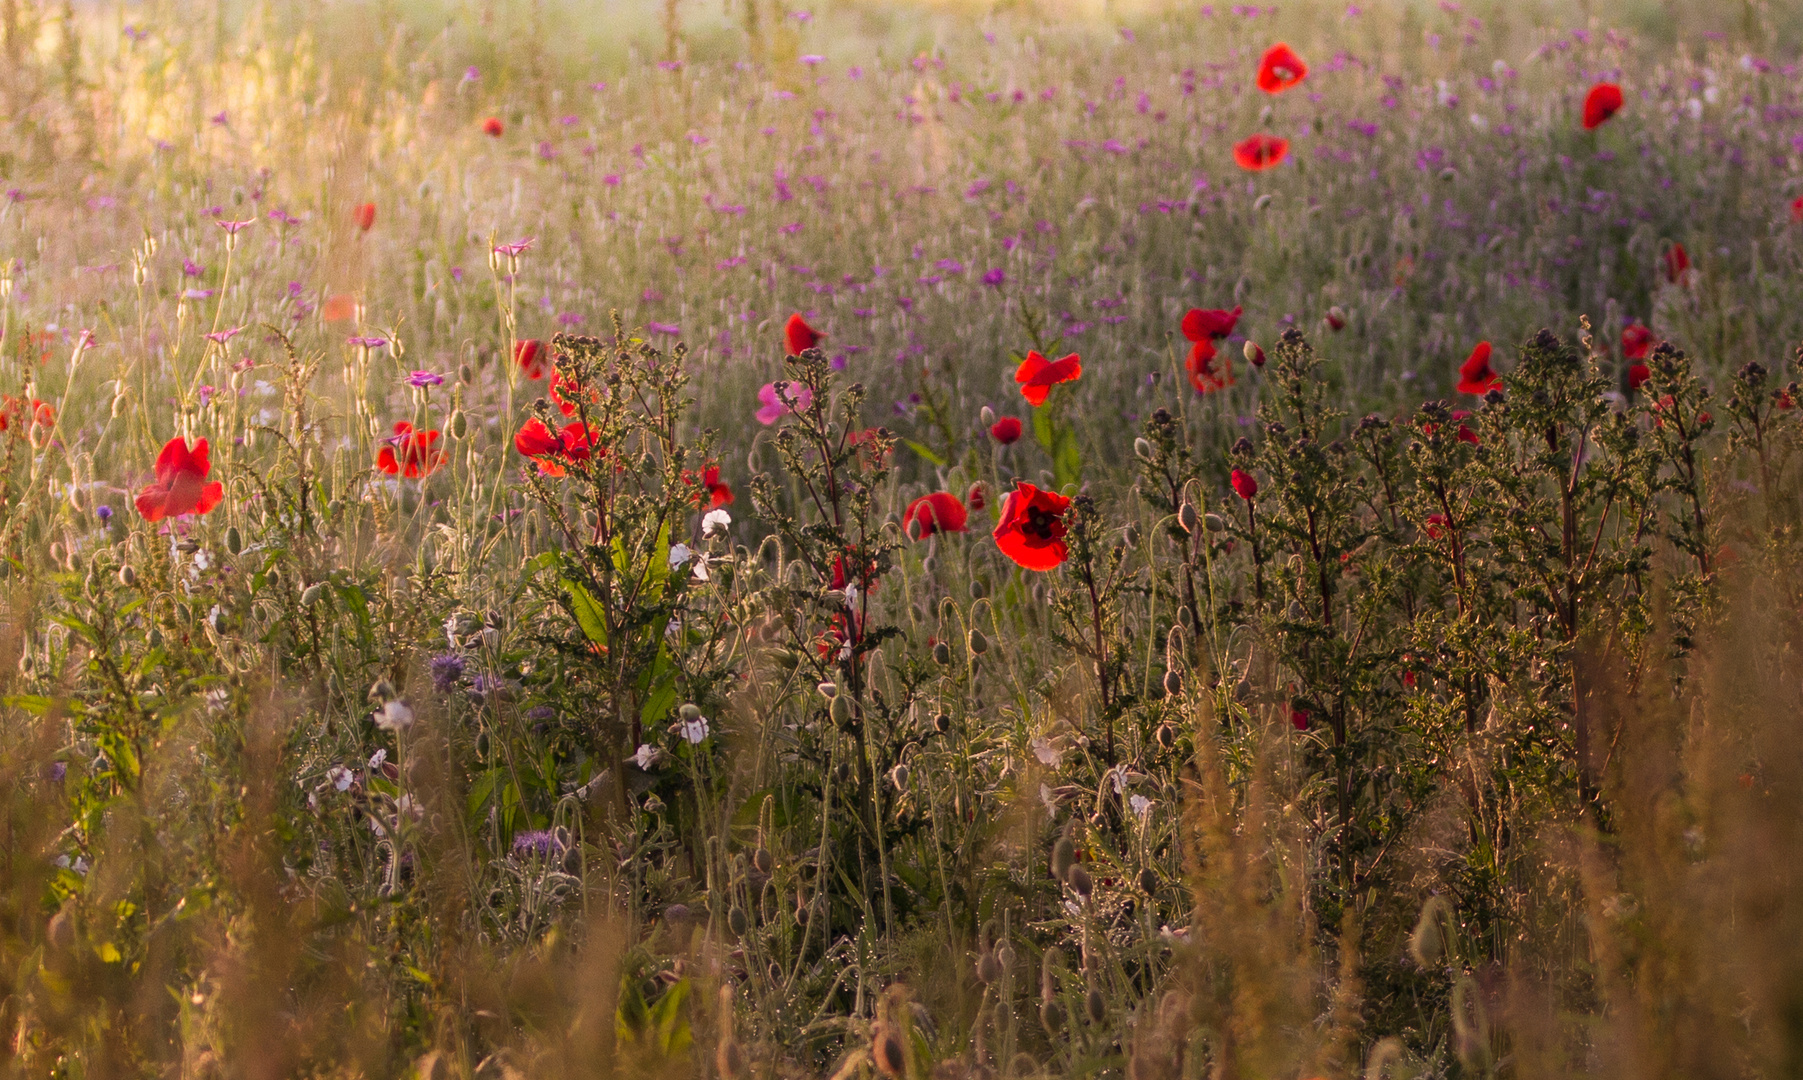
[967,629,988,655]
[301,582,325,607]
[1067,865,1093,898]
[1051,836,1075,882]
[1085,987,1107,1025]
[976,951,1002,985]
[932,641,951,665]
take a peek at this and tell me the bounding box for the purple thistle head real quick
[430,653,465,693]
[982,268,1007,287]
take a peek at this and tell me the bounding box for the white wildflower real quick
[701,508,732,536]
[373,699,415,732]
[1129,794,1154,820]
[327,764,353,791]
[1031,736,1062,768]
[677,713,709,744]
[633,744,661,770]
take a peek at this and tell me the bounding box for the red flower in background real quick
[377,422,446,478]
[548,371,580,416]
[353,202,377,232]
[700,465,734,508]
[1424,513,1449,540]
[1231,469,1258,501]
[514,418,598,476]
[1457,341,1501,395]
[785,313,823,356]
[1181,307,1242,394]
[1255,43,1308,94]
[135,437,224,522]
[1792,196,1803,223]
[515,339,552,380]
[482,117,505,137]
[0,396,53,432]
[1232,134,1289,171]
[994,482,1071,570]
[1628,363,1651,391]
[989,416,1023,444]
[1452,411,1480,445]
[1622,323,1654,360]
[1582,82,1624,129]
[904,492,969,539]
[1014,350,1082,406]
[1664,242,1691,285]
[966,483,986,511]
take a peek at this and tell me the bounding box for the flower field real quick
[4,0,1803,1075]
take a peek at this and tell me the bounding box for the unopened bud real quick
[1163,669,1183,695]
[1067,865,1093,897]
[817,681,839,699]
[1177,502,1199,533]
[980,405,996,426]
[301,582,325,607]
[889,763,911,790]
[976,952,1002,984]
[117,564,136,587]
[1051,836,1075,881]
[224,526,243,556]
[830,694,852,727]
[1133,437,1154,462]
[1243,341,1266,367]
[967,629,988,655]
[451,409,468,438]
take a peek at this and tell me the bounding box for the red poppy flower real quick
[1014,350,1082,407]
[1453,412,1480,445]
[1180,306,1242,394]
[0,396,53,432]
[548,371,580,416]
[1664,242,1690,285]
[993,482,1071,570]
[904,492,969,539]
[1622,323,1654,360]
[989,416,1023,444]
[135,437,224,521]
[353,202,377,232]
[1255,43,1308,94]
[1792,196,1803,223]
[1182,307,1242,341]
[1581,83,1623,130]
[785,313,823,356]
[1290,708,1309,731]
[1232,133,1289,171]
[966,482,986,511]
[514,418,598,476]
[1628,363,1651,391]
[1425,513,1448,540]
[482,117,505,137]
[1778,389,1796,411]
[701,464,734,508]
[1457,341,1501,395]
[1245,342,1266,367]
[1401,670,1417,690]
[1231,468,1257,501]
[376,421,446,478]
[321,295,362,323]
[515,339,552,380]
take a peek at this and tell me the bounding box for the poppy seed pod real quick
[976,951,1002,985]
[1067,865,1093,897]
[1051,836,1075,881]
[967,629,989,655]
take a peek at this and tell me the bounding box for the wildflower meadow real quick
[3,0,1803,1075]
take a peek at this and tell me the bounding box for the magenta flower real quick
[493,237,536,257]
[647,321,682,336]
[756,381,814,425]
[216,218,255,236]
[407,370,445,387]
[204,326,246,344]
[347,336,388,349]
[183,258,205,277]
[982,268,1006,287]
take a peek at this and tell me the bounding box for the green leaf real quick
[648,978,693,1056]
[638,645,679,726]
[563,578,610,646]
[903,439,947,466]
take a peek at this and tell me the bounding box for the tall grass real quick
[0,0,1799,1075]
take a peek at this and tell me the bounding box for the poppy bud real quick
[976,950,1002,984]
[1438,167,1458,182]
[728,906,749,935]
[117,564,136,587]
[1138,867,1159,894]
[752,847,775,874]
[830,694,852,727]
[871,1026,905,1078]
[933,641,951,665]
[818,681,839,699]
[368,679,397,703]
[1051,836,1075,881]
[1177,502,1199,533]
[1243,341,1266,366]
[889,763,910,790]
[301,582,325,607]
[1085,987,1107,1024]
[1163,669,1182,695]
[1253,193,1273,212]
[967,629,988,655]
[1203,512,1225,532]
[1134,437,1155,461]
[934,712,951,733]
[905,515,922,541]
[147,627,163,649]
[450,410,468,438]
[969,578,988,600]
[1155,722,1177,751]
[966,482,985,511]
[680,702,702,721]
[980,405,996,426]
[1326,306,1347,331]
[1040,999,1066,1033]
[224,526,243,556]
[1067,864,1093,897]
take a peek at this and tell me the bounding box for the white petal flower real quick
[1031,737,1062,768]
[701,508,732,536]
[368,748,387,770]
[1129,794,1154,820]
[327,764,353,791]
[633,744,661,770]
[668,543,693,570]
[677,715,709,744]
[372,700,414,732]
